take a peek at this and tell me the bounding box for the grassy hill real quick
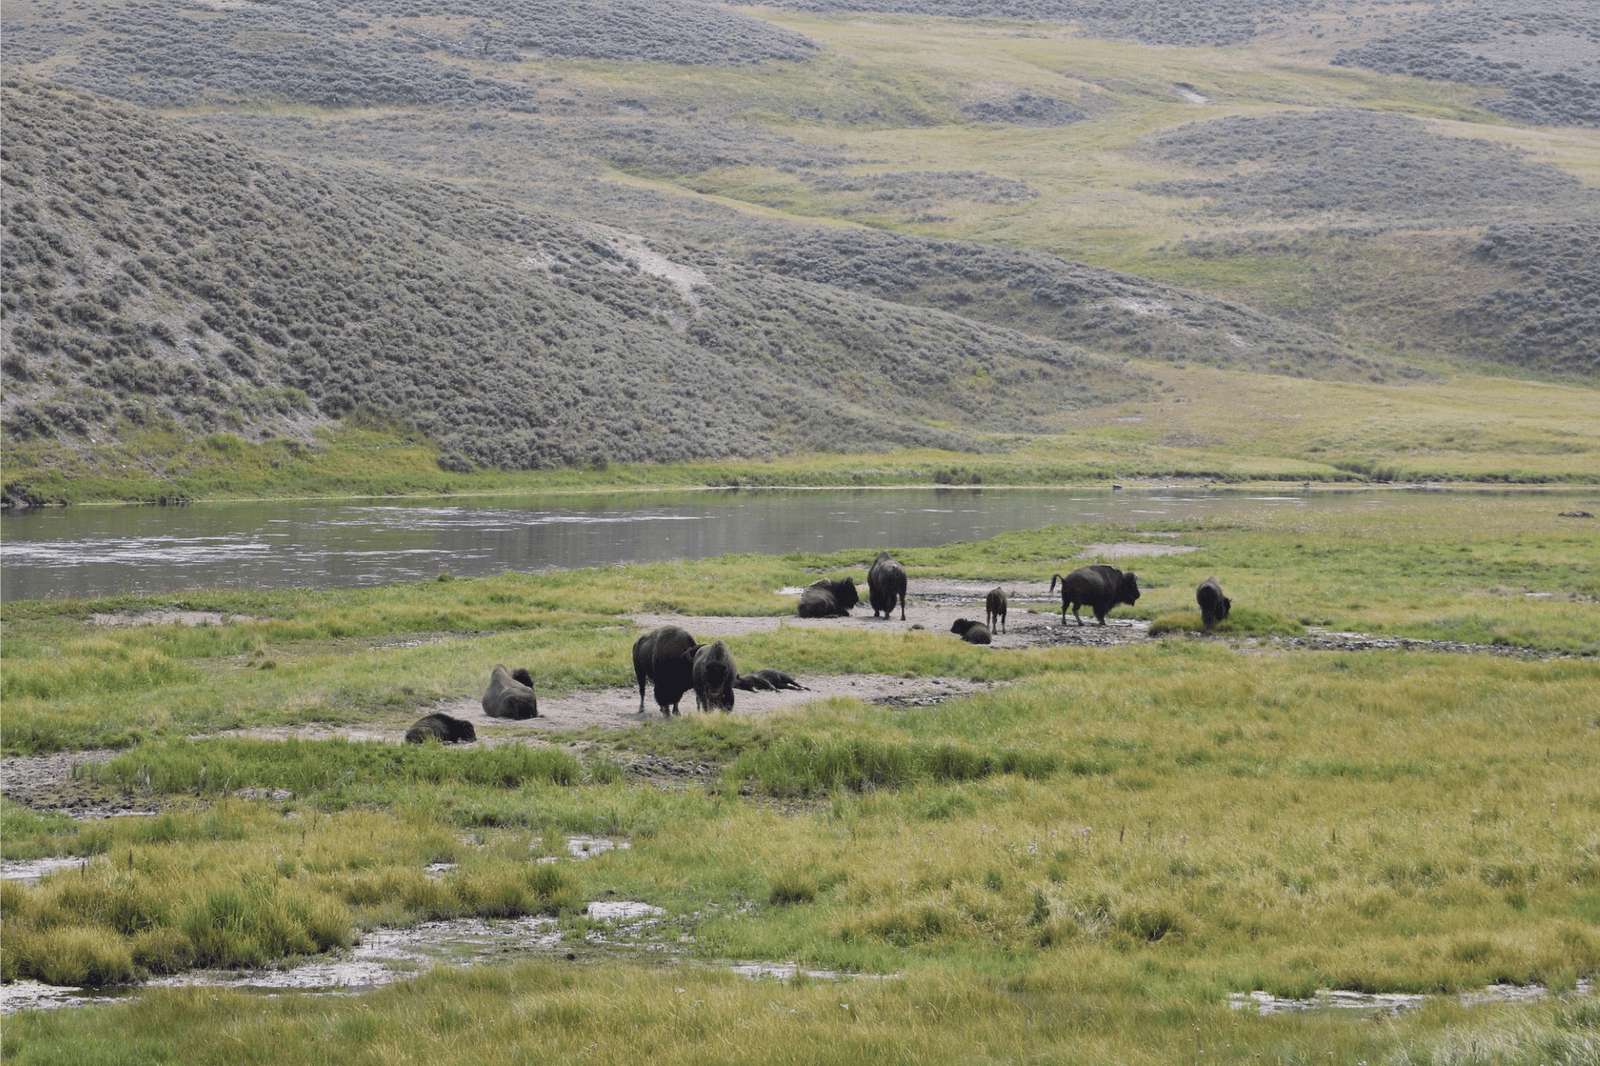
[2,0,1598,495]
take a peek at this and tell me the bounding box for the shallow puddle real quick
[0,856,91,884]
[1230,978,1592,1016]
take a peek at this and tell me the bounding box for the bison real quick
[691,640,738,713]
[754,667,807,691]
[1048,564,1141,626]
[647,625,700,717]
[735,672,777,692]
[482,663,539,719]
[632,629,660,712]
[1196,576,1232,629]
[405,712,477,745]
[867,551,907,620]
[797,576,860,618]
[950,618,992,644]
[985,587,1007,632]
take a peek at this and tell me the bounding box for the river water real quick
[0,486,1421,602]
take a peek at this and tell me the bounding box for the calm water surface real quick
[1,487,1377,601]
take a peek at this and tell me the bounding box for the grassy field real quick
[3,491,1597,1061]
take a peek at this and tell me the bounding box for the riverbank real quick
[5,363,1599,507]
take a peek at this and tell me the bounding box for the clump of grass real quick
[0,642,197,700]
[725,736,1056,799]
[1149,606,1304,637]
[768,869,819,906]
[84,737,584,799]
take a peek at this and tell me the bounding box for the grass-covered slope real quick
[0,79,1143,468]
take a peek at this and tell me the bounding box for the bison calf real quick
[1196,576,1232,629]
[950,618,992,644]
[868,551,907,620]
[1048,565,1141,626]
[405,713,477,744]
[985,587,1007,632]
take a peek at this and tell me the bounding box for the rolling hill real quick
[2,0,1597,482]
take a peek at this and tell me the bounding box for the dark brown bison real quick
[405,713,477,744]
[736,668,809,692]
[482,663,539,719]
[647,625,700,717]
[985,587,1007,632]
[632,629,660,712]
[1048,565,1141,626]
[797,576,860,618]
[1196,576,1232,629]
[735,672,777,692]
[691,640,738,713]
[867,551,907,620]
[754,668,807,691]
[950,618,992,644]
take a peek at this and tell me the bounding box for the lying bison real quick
[692,640,738,713]
[1196,576,1232,629]
[950,618,992,644]
[985,587,1007,633]
[405,713,477,744]
[1048,565,1141,626]
[797,576,860,618]
[755,667,807,691]
[735,668,809,692]
[647,624,700,717]
[482,663,539,719]
[868,551,907,620]
[735,672,776,692]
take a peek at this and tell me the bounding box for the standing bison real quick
[797,576,860,618]
[1196,576,1232,629]
[692,640,738,713]
[482,663,539,719]
[632,629,660,712]
[950,618,992,644]
[985,587,1007,632]
[645,625,700,717]
[867,551,907,621]
[1048,565,1141,626]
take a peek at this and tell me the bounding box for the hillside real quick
[2,0,1598,481]
[1,79,1146,469]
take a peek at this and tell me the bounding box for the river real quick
[0,486,1413,602]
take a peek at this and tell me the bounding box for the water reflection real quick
[0,486,1483,602]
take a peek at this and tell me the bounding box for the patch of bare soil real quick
[0,749,154,819]
[1074,542,1199,559]
[92,610,253,627]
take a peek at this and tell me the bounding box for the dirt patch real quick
[92,610,252,627]
[1074,542,1200,559]
[0,749,157,819]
